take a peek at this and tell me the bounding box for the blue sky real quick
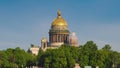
[0,0,120,51]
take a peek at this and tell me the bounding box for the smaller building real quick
[70,32,78,47]
[96,66,99,68]
[28,44,40,55]
[84,66,92,68]
[74,63,81,68]
[41,37,48,51]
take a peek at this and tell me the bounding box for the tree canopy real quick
[38,41,120,68]
[0,41,120,68]
[0,47,36,68]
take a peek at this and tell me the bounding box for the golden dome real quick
[52,10,67,26]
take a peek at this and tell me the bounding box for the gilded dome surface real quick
[52,10,67,26]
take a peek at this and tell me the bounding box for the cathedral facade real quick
[28,10,79,55]
[41,10,78,50]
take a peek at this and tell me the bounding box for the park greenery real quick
[0,41,120,68]
[0,47,36,68]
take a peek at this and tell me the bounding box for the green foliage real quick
[0,47,36,68]
[1,41,120,68]
[38,45,76,68]
[38,41,120,68]
[78,41,98,66]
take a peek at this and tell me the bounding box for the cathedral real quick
[41,10,79,51]
[28,10,79,54]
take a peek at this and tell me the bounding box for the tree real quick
[101,45,113,68]
[38,44,76,68]
[1,41,120,68]
[78,41,98,66]
[0,47,36,68]
[102,44,111,50]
